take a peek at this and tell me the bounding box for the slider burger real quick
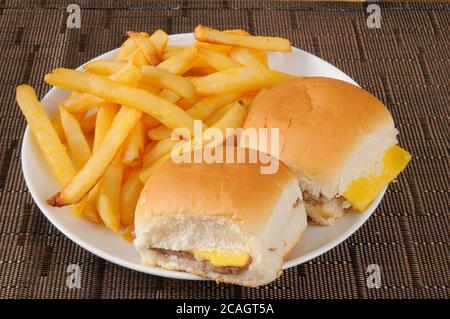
[242,77,411,225]
[134,148,307,287]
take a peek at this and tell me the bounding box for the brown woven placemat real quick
[0,0,448,299]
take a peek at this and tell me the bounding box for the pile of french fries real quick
[16,25,293,240]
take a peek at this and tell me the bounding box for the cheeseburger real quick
[242,77,411,225]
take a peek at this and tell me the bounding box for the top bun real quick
[135,148,298,235]
[242,77,398,198]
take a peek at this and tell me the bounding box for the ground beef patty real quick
[151,248,252,275]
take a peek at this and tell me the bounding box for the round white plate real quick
[22,33,385,280]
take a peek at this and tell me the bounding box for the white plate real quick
[21,33,386,280]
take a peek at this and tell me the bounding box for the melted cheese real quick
[343,145,411,211]
[190,250,250,267]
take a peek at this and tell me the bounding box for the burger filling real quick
[343,145,411,211]
[151,248,252,275]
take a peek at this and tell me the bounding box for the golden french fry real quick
[97,152,123,232]
[47,106,142,206]
[128,31,162,66]
[194,25,292,52]
[139,99,249,183]
[120,169,144,225]
[128,49,149,66]
[144,140,157,154]
[116,37,138,61]
[195,42,232,54]
[141,113,160,128]
[157,45,198,75]
[84,60,126,75]
[108,61,142,84]
[83,105,119,223]
[79,113,97,134]
[137,82,160,95]
[229,47,268,68]
[122,224,135,242]
[16,85,84,216]
[197,47,241,71]
[223,29,252,36]
[149,29,169,53]
[205,101,238,125]
[122,120,145,167]
[61,91,118,114]
[183,66,217,77]
[16,85,77,185]
[140,65,195,98]
[45,69,197,133]
[159,89,181,104]
[147,92,242,141]
[59,106,92,169]
[51,112,66,142]
[191,66,292,95]
[176,95,201,110]
[143,139,179,167]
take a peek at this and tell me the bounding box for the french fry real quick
[82,105,119,223]
[147,92,242,141]
[45,69,197,133]
[141,113,160,128]
[61,91,117,114]
[59,106,92,169]
[120,169,144,225]
[157,45,198,75]
[229,47,268,68]
[194,25,292,52]
[177,95,201,110]
[149,29,169,54]
[139,99,249,183]
[47,106,142,206]
[16,85,84,216]
[183,66,217,77]
[122,224,135,242]
[127,31,162,66]
[223,29,252,36]
[191,66,292,95]
[159,89,181,104]
[205,100,238,125]
[137,82,160,95]
[80,113,97,134]
[108,61,142,84]
[197,47,241,71]
[140,65,195,98]
[195,42,232,54]
[84,60,125,75]
[16,85,77,185]
[116,37,138,61]
[51,112,66,142]
[144,140,156,154]
[128,49,149,66]
[143,139,179,167]
[97,152,123,232]
[122,120,145,167]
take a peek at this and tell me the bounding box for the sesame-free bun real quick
[242,77,398,200]
[134,148,307,287]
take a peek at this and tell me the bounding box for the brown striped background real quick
[0,0,448,299]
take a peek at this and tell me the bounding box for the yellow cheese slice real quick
[343,145,411,211]
[190,250,250,267]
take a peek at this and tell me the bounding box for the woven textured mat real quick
[0,0,448,299]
